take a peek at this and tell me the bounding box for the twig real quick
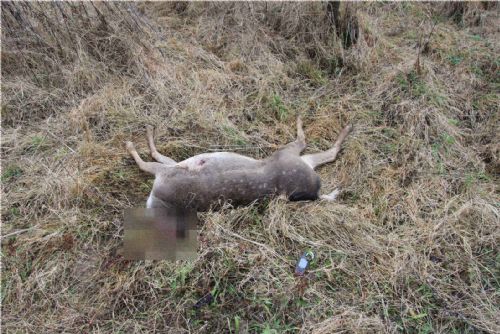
[1,228,35,240]
[215,222,290,264]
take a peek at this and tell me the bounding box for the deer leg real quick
[146,125,177,165]
[301,124,352,169]
[126,141,163,175]
[280,116,307,155]
[296,115,306,149]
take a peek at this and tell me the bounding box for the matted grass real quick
[1,2,499,333]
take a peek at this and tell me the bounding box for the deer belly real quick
[176,152,258,172]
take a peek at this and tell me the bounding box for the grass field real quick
[1,2,499,333]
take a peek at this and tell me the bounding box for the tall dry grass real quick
[1,2,499,333]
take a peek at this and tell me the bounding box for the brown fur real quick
[126,118,351,211]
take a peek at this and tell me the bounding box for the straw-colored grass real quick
[1,2,499,333]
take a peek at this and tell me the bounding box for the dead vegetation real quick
[1,2,499,333]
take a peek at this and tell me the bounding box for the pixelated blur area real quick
[123,207,200,260]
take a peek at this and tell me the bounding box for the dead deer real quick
[125,117,352,211]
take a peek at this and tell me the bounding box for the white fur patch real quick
[320,188,341,202]
[301,156,315,169]
[176,152,257,172]
[146,194,154,208]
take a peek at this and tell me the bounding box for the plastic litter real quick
[294,250,314,276]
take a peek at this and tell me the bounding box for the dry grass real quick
[1,2,499,333]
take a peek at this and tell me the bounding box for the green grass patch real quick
[447,54,464,66]
[269,94,289,121]
[464,171,491,189]
[221,125,248,146]
[395,70,450,107]
[470,34,482,42]
[27,135,49,152]
[396,70,427,98]
[296,61,327,87]
[1,165,23,182]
